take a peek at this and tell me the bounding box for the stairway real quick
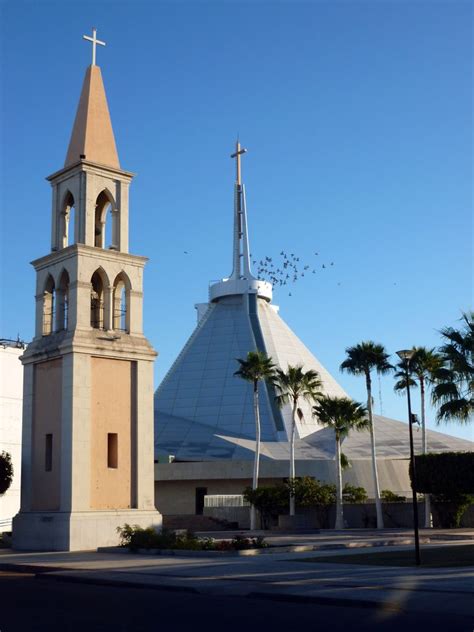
[162,514,238,532]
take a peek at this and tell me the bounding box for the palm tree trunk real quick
[289,401,297,517]
[334,434,344,529]
[420,377,431,528]
[250,381,261,530]
[366,372,383,529]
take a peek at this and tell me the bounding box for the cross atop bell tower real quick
[13,30,161,551]
[83,27,106,66]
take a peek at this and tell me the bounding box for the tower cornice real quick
[31,243,148,271]
[46,159,135,185]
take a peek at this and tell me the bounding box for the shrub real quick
[243,486,288,528]
[244,478,369,526]
[431,494,473,528]
[381,490,406,503]
[290,477,336,507]
[0,452,13,496]
[414,452,474,495]
[413,452,474,528]
[342,484,368,503]
[116,525,267,552]
[215,536,268,551]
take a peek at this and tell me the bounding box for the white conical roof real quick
[154,292,352,460]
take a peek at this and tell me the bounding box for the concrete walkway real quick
[1,529,473,617]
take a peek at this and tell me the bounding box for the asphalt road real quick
[1,571,472,632]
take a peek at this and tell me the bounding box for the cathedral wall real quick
[31,359,62,511]
[90,357,134,509]
[154,458,415,515]
[155,478,283,515]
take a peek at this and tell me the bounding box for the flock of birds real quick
[183,249,340,297]
[252,251,337,296]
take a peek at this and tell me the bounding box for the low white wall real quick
[0,346,24,530]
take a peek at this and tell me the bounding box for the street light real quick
[396,348,421,566]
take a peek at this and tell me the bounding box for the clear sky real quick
[1,1,472,441]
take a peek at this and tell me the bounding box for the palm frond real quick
[313,395,369,438]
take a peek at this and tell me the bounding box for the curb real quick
[33,570,402,611]
[97,538,432,557]
[0,562,74,574]
[246,591,403,611]
[34,572,199,594]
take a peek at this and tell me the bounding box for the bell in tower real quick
[13,28,162,551]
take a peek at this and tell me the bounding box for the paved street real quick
[1,570,472,632]
[1,530,473,625]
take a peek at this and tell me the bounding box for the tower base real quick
[12,509,162,552]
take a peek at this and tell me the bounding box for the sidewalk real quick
[1,529,473,617]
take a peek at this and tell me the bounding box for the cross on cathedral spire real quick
[83,27,106,66]
[231,141,247,186]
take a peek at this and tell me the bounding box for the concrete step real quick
[163,514,238,532]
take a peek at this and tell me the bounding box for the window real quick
[107,433,118,468]
[45,434,53,471]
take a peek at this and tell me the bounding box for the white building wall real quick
[0,345,24,530]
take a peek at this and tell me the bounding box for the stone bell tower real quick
[13,29,162,551]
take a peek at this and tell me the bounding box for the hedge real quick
[413,452,474,495]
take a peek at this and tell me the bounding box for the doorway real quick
[195,487,207,515]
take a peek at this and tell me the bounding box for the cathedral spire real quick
[64,29,119,169]
[230,141,254,282]
[209,141,272,303]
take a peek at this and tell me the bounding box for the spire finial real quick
[83,27,106,66]
[230,140,247,186]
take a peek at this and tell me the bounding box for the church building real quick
[153,142,473,518]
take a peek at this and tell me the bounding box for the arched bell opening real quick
[59,191,75,249]
[95,190,118,250]
[42,275,56,336]
[56,269,70,331]
[90,270,107,329]
[113,272,131,333]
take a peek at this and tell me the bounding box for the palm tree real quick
[340,341,392,529]
[234,351,277,530]
[394,347,444,527]
[432,312,474,423]
[273,365,323,516]
[313,396,369,529]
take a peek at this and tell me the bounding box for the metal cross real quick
[231,141,247,185]
[83,27,106,66]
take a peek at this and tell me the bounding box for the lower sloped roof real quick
[155,410,473,462]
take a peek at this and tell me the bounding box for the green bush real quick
[381,490,407,503]
[431,495,473,528]
[414,452,474,495]
[214,535,268,551]
[290,477,336,507]
[342,484,368,503]
[116,525,267,552]
[244,478,368,527]
[243,486,289,528]
[413,452,474,528]
[0,452,13,496]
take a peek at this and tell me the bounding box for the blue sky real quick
[1,1,472,440]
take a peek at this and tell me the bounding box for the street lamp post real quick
[397,349,421,566]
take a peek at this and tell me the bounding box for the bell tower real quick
[13,29,162,551]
